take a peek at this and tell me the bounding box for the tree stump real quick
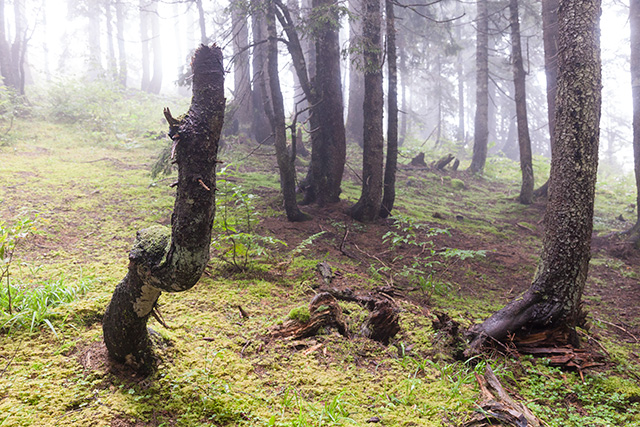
[410,152,427,167]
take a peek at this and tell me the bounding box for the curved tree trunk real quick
[627,0,640,246]
[509,0,534,205]
[103,45,225,372]
[349,0,383,222]
[468,0,489,174]
[380,0,397,219]
[263,1,307,222]
[467,0,601,353]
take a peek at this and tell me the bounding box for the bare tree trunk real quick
[467,0,601,353]
[509,0,534,204]
[628,0,640,245]
[380,0,397,218]
[195,0,207,43]
[251,4,274,145]
[105,0,117,81]
[349,0,383,222]
[399,32,407,146]
[534,0,559,198]
[263,1,307,221]
[11,0,26,94]
[468,0,489,174]
[148,1,163,94]
[455,6,464,146]
[231,4,252,131]
[346,0,365,147]
[306,0,346,205]
[103,45,225,372]
[116,0,127,86]
[87,0,102,80]
[140,0,150,91]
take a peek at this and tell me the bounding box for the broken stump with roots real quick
[102,44,226,372]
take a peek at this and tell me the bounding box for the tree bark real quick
[509,0,534,205]
[87,0,102,80]
[468,0,489,174]
[273,0,345,206]
[349,0,383,222]
[115,0,127,86]
[103,45,225,372]
[195,0,207,43]
[251,4,274,145]
[628,0,640,245]
[467,0,601,353]
[346,0,365,147]
[263,1,307,222]
[140,0,150,91]
[148,1,163,94]
[534,0,560,198]
[105,0,117,81]
[380,0,397,218]
[231,3,253,132]
[305,0,346,205]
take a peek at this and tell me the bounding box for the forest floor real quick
[1,113,640,427]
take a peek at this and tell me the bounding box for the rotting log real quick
[434,153,455,170]
[270,293,349,340]
[102,44,225,372]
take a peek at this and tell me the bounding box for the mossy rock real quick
[450,178,466,190]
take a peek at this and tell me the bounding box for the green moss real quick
[287,305,311,323]
[450,178,466,190]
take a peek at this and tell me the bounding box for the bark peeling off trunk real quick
[103,45,225,372]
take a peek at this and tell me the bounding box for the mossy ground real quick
[1,98,640,426]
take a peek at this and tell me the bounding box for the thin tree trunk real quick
[510,0,534,204]
[467,0,601,353]
[263,0,307,221]
[628,0,640,245]
[116,0,127,86]
[468,0,489,174]
[103,45,225,372]
[11,0,26,94]
[105,0,117,81]
[455,5,464,146]
[346,0,365,147]
[231,6,252,132]
[251,3,273,145]
[349,0,383,222]
[140,0,150,91]
[87,0,102,80]
[534,0,559,198]
[148,1,163,94]
[196,0,207,43]
[380,0,397,218]
[42,0,50,81]
[399,32,407,146]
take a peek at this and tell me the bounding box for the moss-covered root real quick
[102,45,225,372]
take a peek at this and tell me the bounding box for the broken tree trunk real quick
[102,45,225,372]
[270,292,349,340]
[464,365,542,427]
[434,153,455,170]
